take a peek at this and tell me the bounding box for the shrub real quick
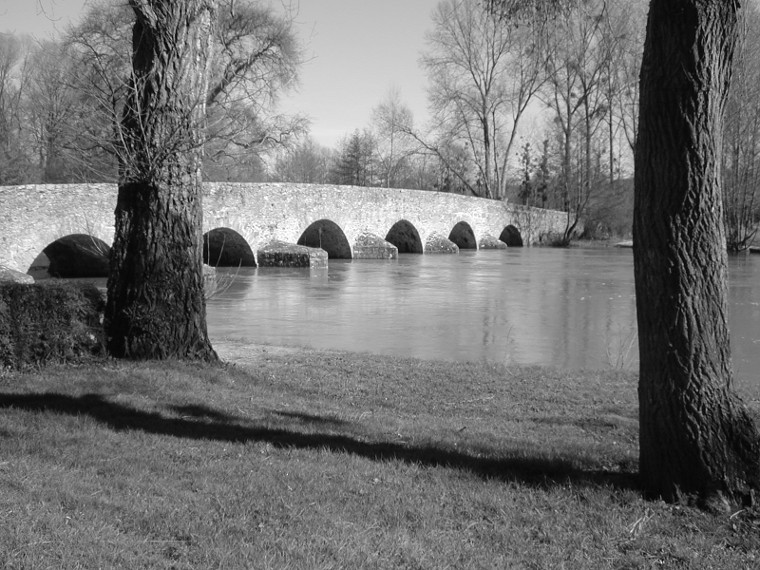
[0,281,105,369]
[539,231,570,247]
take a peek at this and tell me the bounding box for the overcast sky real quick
[1,0,439,148]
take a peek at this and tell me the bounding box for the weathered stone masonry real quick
[0,182,573,273]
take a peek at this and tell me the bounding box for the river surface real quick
[206,248,760,382]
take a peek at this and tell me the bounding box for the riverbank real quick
[1,344,759,568]
[568,237,633,249]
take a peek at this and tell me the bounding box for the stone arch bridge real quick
[0,182,571,275]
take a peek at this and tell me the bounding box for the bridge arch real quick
[386,220,423,254]
[500,225,524,247]
[297,219,352,259]
[203,228,256,267]
[30,233,110,278]
[448,221,477,250]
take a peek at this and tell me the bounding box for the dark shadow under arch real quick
[203,228,256,267]
[500,225,524,247]
[386,220,423,254]
[449,221,477,250]
[31,234,111,278]
[298,219,352,259]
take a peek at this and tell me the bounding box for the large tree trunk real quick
[633,0,759,506]
[105,0,217,361]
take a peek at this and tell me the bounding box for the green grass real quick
[1,342,759,569]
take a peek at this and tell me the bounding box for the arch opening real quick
[30,233,111,279]
[203,228,256,267]
[499,225,524,247]
[386,220,423,254]
[297,219,352,259]
[448,221,477,250]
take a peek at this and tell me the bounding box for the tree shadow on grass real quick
[271,409,353,428]
[0,392,639,492]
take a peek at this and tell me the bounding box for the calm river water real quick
[206,248,760,383]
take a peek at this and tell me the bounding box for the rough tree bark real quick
[105,0,217,360]
[633,0,759,506]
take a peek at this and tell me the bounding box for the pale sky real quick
[0,0,439,148]
[0,0,88,36]
[280,0,439,146]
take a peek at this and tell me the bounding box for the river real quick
[205,247,760,383]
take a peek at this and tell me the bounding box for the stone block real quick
[425,232,459,254]
[478,234,508,249]
[0,264,34,284]
[257,240,328,268]
[353,232,398,259]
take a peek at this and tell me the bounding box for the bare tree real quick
[371,88,416,188]
[203,0,307,177]
[597,0,646,184]
[64,1,133,180]
[0,33,32,183]
[722,3,760,252]
[105,0,218,360]
[540,0,611,243]
[270,135,334,183]
[422,0,545,199]
[25,41,82,182]
[634,0,760,506]
[65,0,304,181]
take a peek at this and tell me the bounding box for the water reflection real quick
[206,248,758,381]
[728,255,760,382]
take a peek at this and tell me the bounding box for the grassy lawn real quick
[1,342,759,569]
